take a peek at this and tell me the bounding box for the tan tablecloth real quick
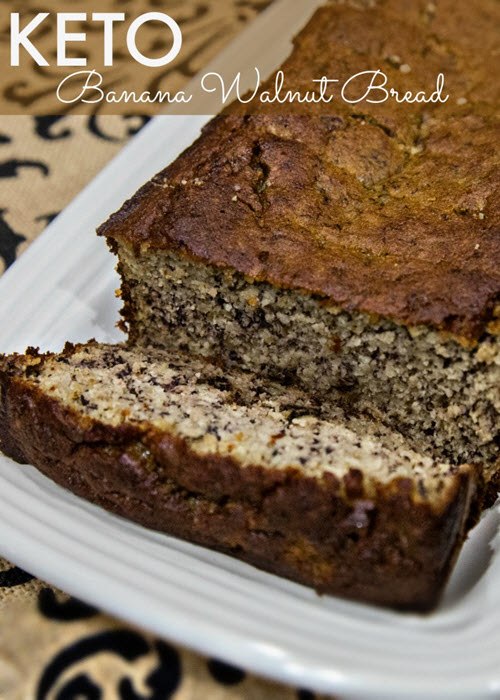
[0,1,334,697]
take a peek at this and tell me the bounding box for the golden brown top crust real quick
[99,0,500,341]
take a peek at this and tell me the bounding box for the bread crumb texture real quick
[119,247,500,471]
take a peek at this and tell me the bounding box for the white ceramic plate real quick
[1,2,499,697]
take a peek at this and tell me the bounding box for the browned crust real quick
[98,0,500,342]
[0,347,480,611]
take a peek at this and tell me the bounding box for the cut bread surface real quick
[0,343,462,494]
[116,246,500,471]
[0,343,481,609]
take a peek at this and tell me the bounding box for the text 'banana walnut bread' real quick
[1,0,499,611]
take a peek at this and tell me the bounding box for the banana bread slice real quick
[99,0,500,471]
[0,342,488,610]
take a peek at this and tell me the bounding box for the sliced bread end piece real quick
[0,343,482,610]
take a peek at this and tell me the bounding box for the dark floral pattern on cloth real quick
[0,114,155,274]
[0,209,26,270]
[36,631,181,700]
[38,588,99,621]
[0,159,49,177]
[0,113,158,270]
[207,659,246,686]
[0,565,34,587]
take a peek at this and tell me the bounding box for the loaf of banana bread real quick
[0,343,484,610]
[99,0,500,476]
[0,0,498,612]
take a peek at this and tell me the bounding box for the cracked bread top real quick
[99,0,500,342]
